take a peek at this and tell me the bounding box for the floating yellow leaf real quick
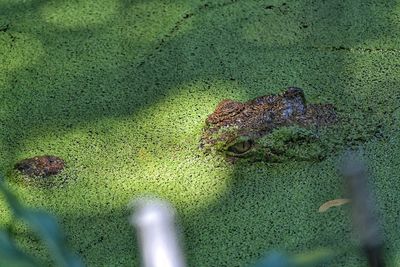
[318,199,350,212]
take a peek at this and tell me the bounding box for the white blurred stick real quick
[130,198,186,267]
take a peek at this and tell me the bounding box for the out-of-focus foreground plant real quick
[253,248,336,267]
[0,174,83,267]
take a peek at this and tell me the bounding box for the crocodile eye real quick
[227,140,254,155]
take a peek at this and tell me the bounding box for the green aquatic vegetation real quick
[255,126,325,162]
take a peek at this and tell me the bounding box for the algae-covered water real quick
[1,0,400,266]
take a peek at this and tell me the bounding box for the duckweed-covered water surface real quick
[1,0,400,266]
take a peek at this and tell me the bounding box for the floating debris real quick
[15,155,65,177]
[318,198,350,212]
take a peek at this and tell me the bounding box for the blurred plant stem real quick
[341,151,385,267]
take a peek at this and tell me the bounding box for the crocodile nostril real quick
[227,140,254,155]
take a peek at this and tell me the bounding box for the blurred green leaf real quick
[294,248,335,267]
[0,231,38,267]
[0,175,84,267]
[254,248,336,267]
[254,251,293,267]
[0,182,25,216]
[19,209,84,267]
